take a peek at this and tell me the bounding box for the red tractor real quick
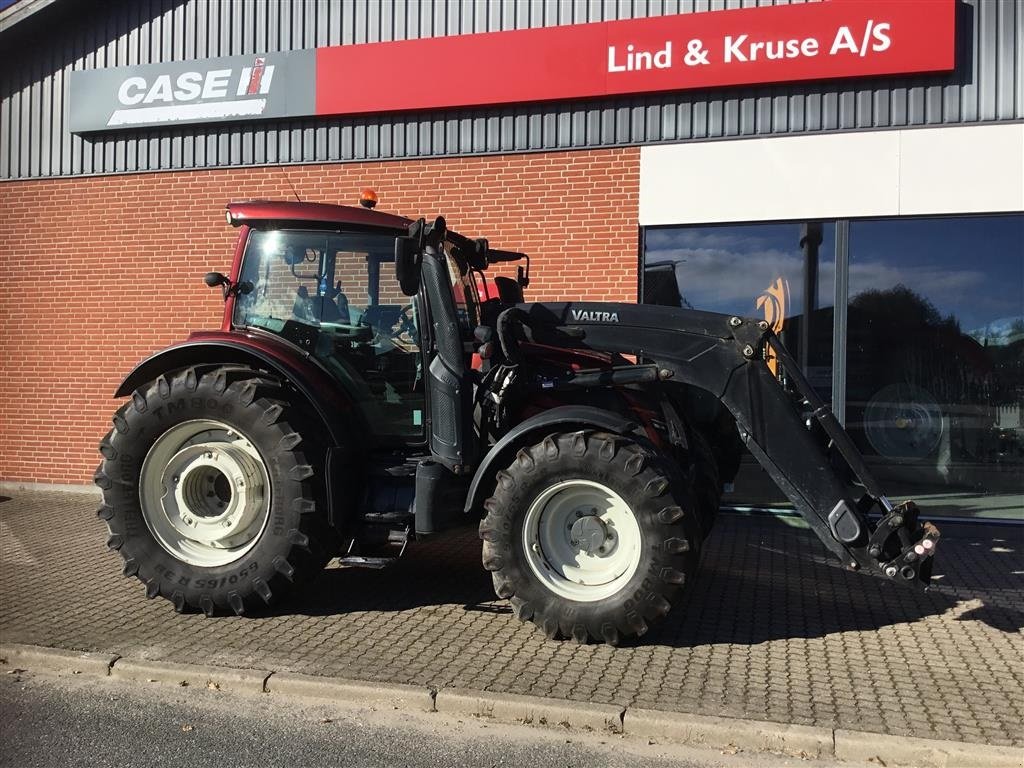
[96,198,939,644]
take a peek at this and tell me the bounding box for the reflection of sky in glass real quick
[645,223,835,318]
[849,216,1024,335]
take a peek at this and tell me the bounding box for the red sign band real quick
[316,0,956,117]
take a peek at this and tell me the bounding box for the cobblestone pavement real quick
[1,491,1021,747]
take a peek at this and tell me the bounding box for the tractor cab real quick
[219,202,505,452]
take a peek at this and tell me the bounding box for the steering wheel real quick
[391,304,417,340]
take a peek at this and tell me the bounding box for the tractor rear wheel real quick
[479,431,700,645]
[95,366,331,616]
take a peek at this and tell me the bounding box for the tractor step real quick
[337,555,398,569]
[360,510,414,525]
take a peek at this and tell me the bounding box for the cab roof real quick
[226,200,412,231]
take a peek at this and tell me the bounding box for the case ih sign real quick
[69,0,956,133]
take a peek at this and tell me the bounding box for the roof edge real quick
[0,0,60,34]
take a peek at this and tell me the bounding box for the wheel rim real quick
[139,419,271,567]
[522,479,642,603]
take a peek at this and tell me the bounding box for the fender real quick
[464,405,640,514]
[114,330,364,448]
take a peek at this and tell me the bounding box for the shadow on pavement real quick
[264,515,1024,646]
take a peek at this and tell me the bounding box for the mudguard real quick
[114,330,364,449]
[464,405,641,514]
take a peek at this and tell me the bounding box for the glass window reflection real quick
[846,215,1024,519]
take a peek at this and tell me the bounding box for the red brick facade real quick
[0,147,640,485]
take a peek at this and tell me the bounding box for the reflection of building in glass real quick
[643,215,1024,517]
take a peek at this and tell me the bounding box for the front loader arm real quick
[509,302,939,586]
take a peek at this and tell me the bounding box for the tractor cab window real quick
[443,243,480,338]
[234,229,424,441]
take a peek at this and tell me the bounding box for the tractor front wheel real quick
[95,366,331,616]
[479,431,700,645]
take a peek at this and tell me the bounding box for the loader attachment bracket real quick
[868,502,940,583]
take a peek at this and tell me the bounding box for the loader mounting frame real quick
[503,302,940,586]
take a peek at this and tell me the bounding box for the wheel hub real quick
[139,419,271,567]
[522,479,641,603]
[569,514,612,556]
[161,442,266,548]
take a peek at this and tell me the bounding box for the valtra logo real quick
[107,57,275,127]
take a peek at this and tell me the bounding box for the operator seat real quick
[494,275,523,304]
[293,286,350,323]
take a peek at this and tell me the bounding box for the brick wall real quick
[0,147,640,485]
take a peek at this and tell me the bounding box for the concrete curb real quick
[0,643,119,677]
[266,672,434,712]
[109,658,270,694]
[434,688,623,734]
[0,481,100,496]
[835,728,1024,768]
[3,643,1021,767]
[625,707,833,758]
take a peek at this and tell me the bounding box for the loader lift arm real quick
[502,302,940,586]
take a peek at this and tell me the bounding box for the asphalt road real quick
[0,671,851,768]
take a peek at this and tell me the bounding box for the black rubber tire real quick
[687,425,722,540]
[94,365,332,616]
[479,430,700,646]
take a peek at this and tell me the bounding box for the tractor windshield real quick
[234,229,405,331]
[233,228,425,441]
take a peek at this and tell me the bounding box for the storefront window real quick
[846,215,1024,519]
[644,222,836,391]
[642,214,1024,520]
[643,222,835,506]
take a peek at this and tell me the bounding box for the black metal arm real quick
[509,302,940,587]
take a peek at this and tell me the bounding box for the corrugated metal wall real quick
[1,0,1021,180]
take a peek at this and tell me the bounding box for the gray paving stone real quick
[1,491,1021,747]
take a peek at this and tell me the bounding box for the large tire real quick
[687,425,722,539]
[479,431,700,645]
[95,366,332,616]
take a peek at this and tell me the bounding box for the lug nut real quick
[884,565,898,578]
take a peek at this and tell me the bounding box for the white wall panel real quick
[898,124,1024,215]
[640,124,1024,225]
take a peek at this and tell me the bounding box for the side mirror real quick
[394,236,422,297]
[204,272,251,301]
[204,272,229,288]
